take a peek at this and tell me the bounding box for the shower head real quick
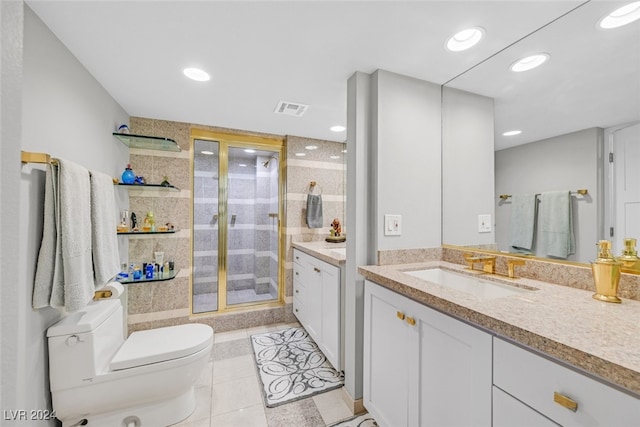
[262,156,277,168]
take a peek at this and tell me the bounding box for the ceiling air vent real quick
[274,101,309,117]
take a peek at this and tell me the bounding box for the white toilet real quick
[47,298,213,427]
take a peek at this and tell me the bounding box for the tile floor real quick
[174,322,356,427]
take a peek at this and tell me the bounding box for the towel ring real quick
[309,181,322,194]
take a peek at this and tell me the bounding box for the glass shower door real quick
[224,147,280,307]
[192,136,281,314]
[192,140,220,313]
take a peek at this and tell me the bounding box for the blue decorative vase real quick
[121,164,135,184]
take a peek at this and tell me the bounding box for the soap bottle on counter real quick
[591,240,622,303]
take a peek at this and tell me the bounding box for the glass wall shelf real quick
[113,132,181,152]
[117,269,179,284]
[117,230,177,235]
[116,183,180,192]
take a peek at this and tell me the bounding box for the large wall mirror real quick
[442,1,640,266]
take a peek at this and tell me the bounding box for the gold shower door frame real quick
[190,128,286,314]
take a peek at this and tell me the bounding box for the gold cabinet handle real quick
[406,317,416,326]
[397,311,405,320]
[554,392,578,412]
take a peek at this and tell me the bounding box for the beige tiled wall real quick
[124,117,345,334]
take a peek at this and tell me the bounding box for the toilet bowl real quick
[47,298,213,427]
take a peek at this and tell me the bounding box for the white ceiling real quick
[26,1,639,148]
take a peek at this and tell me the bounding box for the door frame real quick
[604,121,640,255]
[190,128,286,315]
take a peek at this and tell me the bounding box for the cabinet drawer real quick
[493,386,558,427]
[493,338,639,426]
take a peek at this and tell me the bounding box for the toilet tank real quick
[47,299,125,391]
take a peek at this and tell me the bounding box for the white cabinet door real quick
[493,386,559,427]
[319,261,340,370]
[305,260,322,342]
[364,281,414,427]
[292,249,342,371]
[364,280,492,427]
[409,297,492,427]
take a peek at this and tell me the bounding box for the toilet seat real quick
[110,323,213,371]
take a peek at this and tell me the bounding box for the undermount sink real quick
[404,268,532,299]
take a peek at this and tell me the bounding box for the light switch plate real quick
[478,214,492,233]
[384,214,402,236]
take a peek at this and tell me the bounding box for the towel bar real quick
[500,189,588,200]
[21,151,59,165]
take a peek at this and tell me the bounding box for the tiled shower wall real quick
[125,118,345,334]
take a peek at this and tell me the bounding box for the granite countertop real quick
[359,261,640,397]
[291,241,346,267]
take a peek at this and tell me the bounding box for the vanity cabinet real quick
[493,338,640,427]
[364,280,492,427]
[293,249,341,370]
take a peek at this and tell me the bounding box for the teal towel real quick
[509,193,537,253]
[540,191,575,259]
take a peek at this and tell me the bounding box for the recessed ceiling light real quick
[183,67,210,82]
[244,149,256,153]
[305,145,318,150]
[342,149,347,154]
[330,155,340,160]
[330,125,346,132]
[510,53,550,72]
[238,163,247,167]
[502,130,522,136]
[201,150,215,155]
[446,27,485,52]
[295,152,306,157]
[599,1,640,29]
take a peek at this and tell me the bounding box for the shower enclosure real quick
[191,131,283,314]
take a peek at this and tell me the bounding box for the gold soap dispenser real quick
[592,240,622,303]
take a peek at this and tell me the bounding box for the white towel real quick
[33,164,61,308]
[33,159,95,312]
[306,194,323,228]
[540,191,575,259]
[509,193,537,253]
[90,170,120,285]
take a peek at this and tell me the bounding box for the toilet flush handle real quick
[65,334,83,346]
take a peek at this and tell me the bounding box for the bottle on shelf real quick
[121,164,135,184]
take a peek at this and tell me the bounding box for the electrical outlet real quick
[384,214,402,236]
[478,214,492,233]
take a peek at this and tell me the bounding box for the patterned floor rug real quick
[329,414,378,427]
[250,327,344,407]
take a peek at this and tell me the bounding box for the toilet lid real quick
[110,323,213,371]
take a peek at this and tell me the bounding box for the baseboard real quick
[340,387,365,415]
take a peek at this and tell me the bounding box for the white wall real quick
[345,69,442,402]
[2,5,128,423]
[371,70,442,250]
[495,128,603,262]
[2,0,26,418]
[442,86,495,246]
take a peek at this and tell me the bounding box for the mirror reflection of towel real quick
[509,193,537,254]
[540,191,575,259]
[306,194,323,228]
